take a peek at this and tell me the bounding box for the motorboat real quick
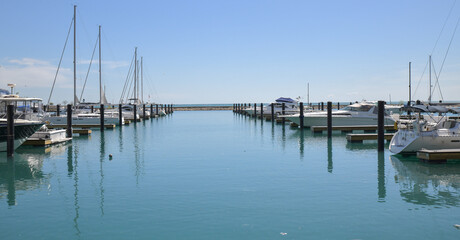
[283,101,397,127]
[0,119,44,152]
[389,104,460,154]
[244,97,308,116]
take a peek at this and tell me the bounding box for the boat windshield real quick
[341,105,373,112]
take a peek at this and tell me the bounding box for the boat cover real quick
[275,97,296,103]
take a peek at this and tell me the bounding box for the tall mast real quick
[428,55,432,103]
[134,47,137,102]
[307,83,310,105]
[73,5,77,107]
[409,62,411,104]
[141,57,143,104]
[99,25,102,104]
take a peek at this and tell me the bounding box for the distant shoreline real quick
[173,106,233,111]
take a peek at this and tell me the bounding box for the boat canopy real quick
[275,97,296,103]
[403,105,450,113]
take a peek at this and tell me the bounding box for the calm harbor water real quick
[1,110,460,239]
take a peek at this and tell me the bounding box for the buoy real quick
[109,154,113,160]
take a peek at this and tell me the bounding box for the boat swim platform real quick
[73,129,91,135]
[346,133,394,143]
[23,137,72,146]
[46,124,116,129]
[417,149,460,162]
[312,125,396,133]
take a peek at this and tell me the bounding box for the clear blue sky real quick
[1,0,460,104]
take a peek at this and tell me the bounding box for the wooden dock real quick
[311,125,396,133]
[23,137,72,146]
[47,124,116,129]
[73,129,92,135]
[416,149,460,162]
[346,133,394,143]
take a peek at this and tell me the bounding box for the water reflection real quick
[0,145,68,206]
[390,155,460,207]
[99,132,105,216]
[327,138,333,173]
[378,152,386,202]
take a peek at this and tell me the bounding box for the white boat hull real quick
[286,115,395,127]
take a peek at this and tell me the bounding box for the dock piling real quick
[143,104,146,119]
[7,105,14,157]
[119,104,122,126]
[299,102,304,129]
[134,105,137,123]
[378,101,384,152]
[282,103,286,124]
[66,104,72,138]
[327,101,332,138]
[56,104,60,116]
[271,104,275,121]
[260,103,263,119]
[100,104,104,131]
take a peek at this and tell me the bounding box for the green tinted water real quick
[1,111,460,239]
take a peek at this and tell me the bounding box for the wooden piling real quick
[56,104,60,116]
[91,105,94,113]
[282,103,286,124]
[327,101,332,138]
[260,103,263,119]
[7,105,14,156]
[100,104,105,131]
[378,101,384,152]
[143,104,146,119]
[337,102,340,110]
[253,103,256,117]
[66,104,72,138]
[271,104,274,121]
[150,104,153,117]
[321,102,324,111]
[134,105,137,123]
[119,104,122,126]
[156,104,159,115]
[299,102,304,129]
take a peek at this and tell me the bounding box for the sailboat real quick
[45,8,122,126]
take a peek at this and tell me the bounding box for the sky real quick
[1,0,460,104]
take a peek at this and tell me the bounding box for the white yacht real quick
[45,110,122,126]
[244,97,306,116]
[389,105,460,154]
[0,94,44,151]
[283,101,397,127]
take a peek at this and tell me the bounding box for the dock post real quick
[7,104,14,157]
[56,104,60,116]
[327,101,332,138]
[378,101,384,152]
[337,102,340,110]
[282,103,286,124]
[134,105,137,123]
[260,103,263,119]
[317,102,320,110]
[150,104,153,117]
[119,104,122,126]
[321,102,324,111]
[253,103,256,118]
[91,105,94,113]
[66,104,72,138]
[299,102,304,129]
[143,104,146,119]
[164,104,167,114]
[271,104,275,121]
[156,104,159,115]
[100,104,105,131]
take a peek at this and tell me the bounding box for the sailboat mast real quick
[428,55,432,103]
[307,83,310,105]
[409,62,411,104]
[99,25,102,104]
[141,57,143,104]
[134,47,137,102]
[73,5,77,107]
